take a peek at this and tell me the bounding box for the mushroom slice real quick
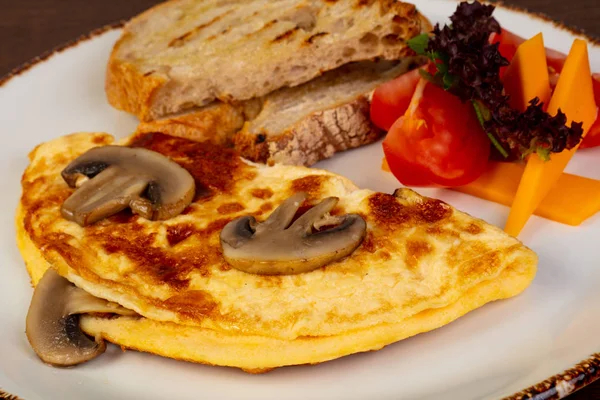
[61,145,195,226]
[26,268,136,367]
[220,192,367,275]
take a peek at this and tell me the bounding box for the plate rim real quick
[0,389,22,400]
[1,3,599,400]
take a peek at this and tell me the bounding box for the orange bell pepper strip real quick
[502,33,552,111]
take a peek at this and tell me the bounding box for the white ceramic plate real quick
[1,1,600,399]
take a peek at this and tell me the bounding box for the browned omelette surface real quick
[19,132,537,340]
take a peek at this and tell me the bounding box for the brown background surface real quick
[0,0,599,399]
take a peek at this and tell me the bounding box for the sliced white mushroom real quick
[61,146,195,226]
[26,268,136,367]
[220,192,367,275]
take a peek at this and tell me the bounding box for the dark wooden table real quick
[1,0,599,399]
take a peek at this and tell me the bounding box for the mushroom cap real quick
[26,268,135,367]
[220,192,367,275]
[61,145,195,226]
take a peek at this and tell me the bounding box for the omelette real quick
[16,131,537,372]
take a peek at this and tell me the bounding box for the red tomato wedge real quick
[382,79,490,187]
[370,68,421,131]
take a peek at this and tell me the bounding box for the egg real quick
[16,131,537,371]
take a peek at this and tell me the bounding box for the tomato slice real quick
[579,74,600,149]
[370,68,421,131]
[382,79,490,187]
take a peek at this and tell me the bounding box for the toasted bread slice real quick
[106,0,424,121]
[137,59,421,165]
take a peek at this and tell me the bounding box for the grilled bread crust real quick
[136,59,422,166]
[106,0,423,121]
[233,95,378,166]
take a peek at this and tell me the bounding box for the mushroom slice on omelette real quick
[16,132,537,371]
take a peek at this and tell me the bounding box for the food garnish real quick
[449,33,599,231]
[376,1,600,231]
[61,145,195,226]
[491,30,600,149]
[505,39,597,236]
[407,1,584,161]
[26,268,135,367]
[220,192,366,275]
[383,35,600,229]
